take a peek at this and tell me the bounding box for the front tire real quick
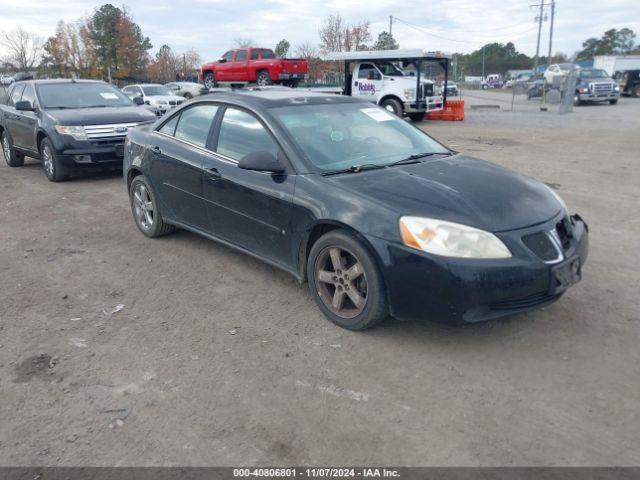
[2,130,24,167]
[573,93,582,106]
[256,70,273,86]
[634,85,640,98]
[307,230,388,330]
[183,92,193,99]
[609,99,618,105]
[408,112,425,122]
[129,175,175,238]
[203,72,217,89]
[380,98,403,117]
[40,138,69,182]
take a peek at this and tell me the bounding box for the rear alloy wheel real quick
[2,130,24,167]
[256,71,272,86]
[204,72,217,89]
[308,230,388,330]
[40,138,69,182]
[380,98,403,117]
[129,175,175,238]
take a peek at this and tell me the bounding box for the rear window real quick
[250,49,275,60]
[37,83,132,109]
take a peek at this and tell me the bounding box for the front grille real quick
[590,82,613,94]
[490,291,558,311]
[522,231,560,262]
[84,123,138,140]
[168,100,184,106]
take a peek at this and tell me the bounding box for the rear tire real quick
[256,70,273,86]
[129,175,175,238]
[307,230,388,330]
[2,130,24,167]
[40,138,69,182]
[380,98,403,117]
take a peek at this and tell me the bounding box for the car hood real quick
[45,106,157,126]
[326,155,562,232]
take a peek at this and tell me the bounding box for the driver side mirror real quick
[219,58,227,63]
[238,151,285,173]
[15,100,34,111]
[132,96,144,106]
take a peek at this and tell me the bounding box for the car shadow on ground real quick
[164,226,553,347]
[19,156,123,182]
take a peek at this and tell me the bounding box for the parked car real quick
[526,78,547,99]
[574,68,620,105]
[441,80,459,97]
[505,72,532,88]
[199,47,308,88]
[165,81,209,99]
[613,69,640,97]
[123,90,588,330]
[122,84,184,116]
[543,63,578,85]
[481,74,503,89]
[0,79,156,181]
[0,74,14,85]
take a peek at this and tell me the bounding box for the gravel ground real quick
[1,91,639,466]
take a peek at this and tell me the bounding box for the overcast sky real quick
[1,0,639,61]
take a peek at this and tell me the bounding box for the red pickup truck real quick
[199,48,308,88]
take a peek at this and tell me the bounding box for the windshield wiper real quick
[321,163,386,176]
[387,151,452,166]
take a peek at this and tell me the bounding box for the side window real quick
[222,51,233,61]
[158,114,180,136]
[250,49,259,60]
[358,64,381,80]
[216,108,279,161]
[235,50,247,61]
[173,104,219,148]
[21,84,36,106]
[167,83,179,91]
[9,84,25,107]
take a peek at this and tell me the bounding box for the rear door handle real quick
[151,146,162,154]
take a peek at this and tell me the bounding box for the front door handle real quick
[151,146,162,155]
[207,167,222,180]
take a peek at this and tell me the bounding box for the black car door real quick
[12,83,39,152]
[148,104,219,230]
[3,83,25,146]
[202,106,296,269]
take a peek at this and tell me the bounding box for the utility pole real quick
[533,2,544,72]
[389,15,393,36]
[482,46,485,79]
[547,0,555,62]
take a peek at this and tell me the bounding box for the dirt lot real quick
[1,91,639,466]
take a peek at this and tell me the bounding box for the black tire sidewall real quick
[129,175,166,238]
[307,230,388,330]
[380,98,402,117]
[2,130,24,167]
[40,138,67,182]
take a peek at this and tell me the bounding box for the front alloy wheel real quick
[307,230,388,330]
[314,246,367,319]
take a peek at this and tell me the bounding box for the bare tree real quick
[1,26,44,71]
[233,37,255,48]
[345,21,371,51]
[319,14,345,53]
[294,42,319,59]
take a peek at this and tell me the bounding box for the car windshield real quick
[579,69,609,78]
[375,62,404,77]
[37,83,133,109]
[142,85,171,96]
[271,102,450,172]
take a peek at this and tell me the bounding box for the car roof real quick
[17,79,107,85]
[198,89,364,109]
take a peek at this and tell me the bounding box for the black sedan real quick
[123,90,588,330]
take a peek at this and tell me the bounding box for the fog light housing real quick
[74,154,92,163]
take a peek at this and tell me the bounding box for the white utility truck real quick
[321,49,450,121]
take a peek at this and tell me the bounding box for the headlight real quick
[399,216,512,259]
[614,85,620,91]
[545,185,568,213]
[54,125,87,141]
[404,88,416,99]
